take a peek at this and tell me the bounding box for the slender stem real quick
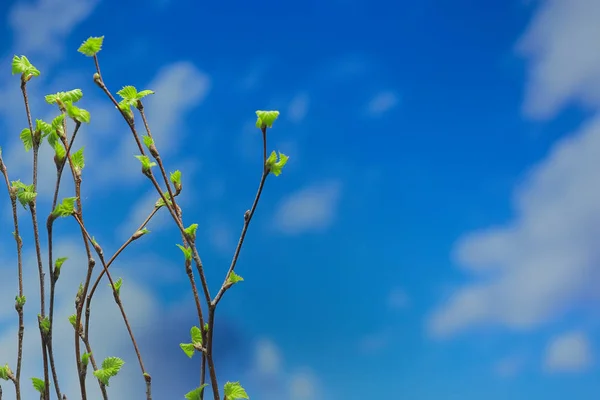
[73,215,152,399]
[0,151,24,400]
[20,76,51,400]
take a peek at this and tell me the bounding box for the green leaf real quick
[227,271,244,285]
[52,197,77,218]
[137,90,154,98]
[184,223,198,238]
[36,119,53,137]
[68,314,77,328]
[180,343,195,358]
[71,147,85,171]
[109,277,123,296]
[175,244,192,261]
[255,110,280,129]
[117,86,138,100]
[55,257,68,270]
[81,352,91,367]
[93,357,125,386]
[190,326,202,345]
[134,155,157,173]
[53,141,66,162]
[65,102,91,123]
[39,316,50,334]
[142,135,153,148]
[12,55,40,77]
[265,151,289,176]
[170,170,181,185]
[185,384,209,400]
[45,89,83,105]
[77,36,104,57]
[0,364,11,380]
[20,128,33,152]
[15,295,26,307]
[12,180,36,208]
[203,323,209,332]
[51,114,65,133]
[223,381,249,399]
[155,191,172,208]
[31,377,45,393]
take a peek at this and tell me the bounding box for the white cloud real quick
[272,180,341,235]
[247,339,321,400]
[287,93,309,123]
[366,91,398,117]
[9,0,99,61]
[208,219,235,255]
[428,115,600,337]
[494,355,523,378]
[428,0,600,339]
[94,62,210,187]
[255,339,282,375]
[517,0,600,119]
[387,287,409,309]
[544,331,593,372]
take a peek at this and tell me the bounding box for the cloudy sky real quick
[0,0,599,399]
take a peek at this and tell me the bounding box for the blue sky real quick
[0,0,600,399]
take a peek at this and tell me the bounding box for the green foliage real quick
[20,128,33,152]
[39,315,50,334]
[65,102,91,123]
[184,223,198,239]
[15,295,26,307]
[185,384,209,400]
[31,377,45,393]
[93,357,124,386]
[109,277,123,296]
[77,36,104,57]
[81,352,91,367]
[52,197,78,218]
[68,314,77,328]
[223,381,249,399]
[176,244,192,261]
[227,271,244,285]
[266,151,289,176]
[11,180,37,208]
[134,154,157,173]
[71,147,85,171]
[180,325,203,358]
[0,364,11,380]
[255,110,279,129]
[12,55,40,78]
[45,89,83,105]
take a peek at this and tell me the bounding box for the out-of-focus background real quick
[0,0,599,399]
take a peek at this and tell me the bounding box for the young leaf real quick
[78,36,104,57]
[134,155,157,173]
[12,55,40,77]
[0,364,11,380]
[39,316,50,334]
[31,377,45,393]
[142,135,154,148]
[52,197,77,218]
[93,357,125,386]
[185,384,209,400]
[265,151,289,176]
[109,277,123,296]
[20,128,33,152]
[184,223,198,239]
[81,352,91,367]
[36,119,53,137]
[170,170,181,185]
[180,343,195,358]
[190,326,202,345]
[71,147,85,171]
[68,314,77,328]
[65,102,91,123]
[223,381,249,400]
[175,244,193,261]
[45,89,83,105]
[255,110,280,129]
[15,295,26,307]
[227,271,244,285]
